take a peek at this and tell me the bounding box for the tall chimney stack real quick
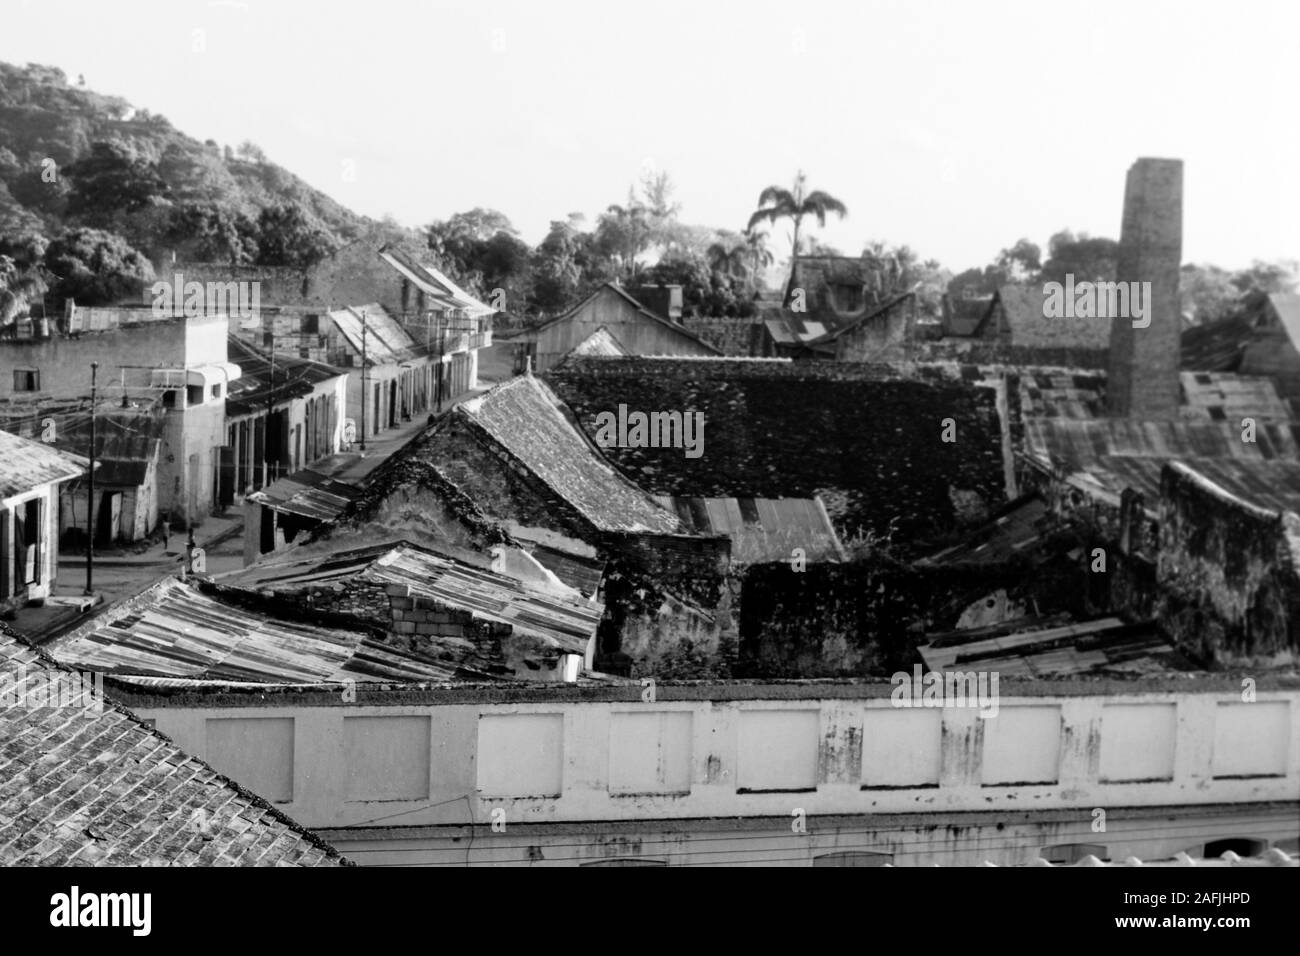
[1106,157,1183,419]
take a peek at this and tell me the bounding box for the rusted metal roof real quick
[458,375,684,535]
[920,616,1185,677]
[47,577,462,683]
[225,336,345,418]
[0,626,347,866]
[247,467,361,522]
[0,428,87,499]
[218,541,603,655]
[655,495,844,564]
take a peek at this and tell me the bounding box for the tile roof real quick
[217,540,603,656]
[0,428,87,499]
[919,615,1185,676]
[47,577,464,683]
[942,294,993,336]
[326,304,417,365]
[979,284,1113,349]
[1019,370,1291,423]
[655,495,845,564]
[225,336,345,418]
[247,467,362,522]
[805,288,919,346]
[458,375,684,534]
[0,625,347,865]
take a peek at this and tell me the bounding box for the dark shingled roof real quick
[0,625,348,866]
[458,375,684,535]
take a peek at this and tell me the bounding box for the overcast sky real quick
[3,0,1297,272]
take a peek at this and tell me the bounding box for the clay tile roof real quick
[457,376,684,535]
[0,625,348,866]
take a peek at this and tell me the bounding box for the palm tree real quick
[747,170,847,301]
[706,240,749,279]
[0,255,46,329]
[745,229,775,284]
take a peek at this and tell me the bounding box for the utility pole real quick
[264,326,275,486]
[84,361,98,596]
[359,309,368,455]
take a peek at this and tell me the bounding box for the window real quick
[161,389,177,409]
[186,385,204,407]
[210,384,222,399]
[13,369,39,392]
[1203,838,1267,859]
[302,314,319,334]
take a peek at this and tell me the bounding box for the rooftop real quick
[247,466,362,522]
[225,336,345,417]
[655,494,845,564]
[215,540,603,656]
[0,427,87,499]
[0,625,347,865]
[457,375,684,535]
[47,576,466,683]
[325,303,417,365]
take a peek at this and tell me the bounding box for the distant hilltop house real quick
[510,282,721,374]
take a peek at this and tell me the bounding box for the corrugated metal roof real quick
[920,496,1051,566]
[459,376,684,534]
[0,626,347,866]
[1181,313,1252,372]
[0,428,87,499]
[655,495,844,564]
[247,467,361,522]
[226,336,345,417]
[920,616,1183,677]
[48,577,463,683]
[379,248,495,315]
[326,304,417,365]
[1024,418,1300,473]
[220,541,603,655]
[1020,371,1290,422]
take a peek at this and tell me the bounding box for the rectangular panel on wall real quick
[608,711,692,794]
[1214,701,1290,778]
[737,710,819,792]
[981,706,1061,785]
[477,713,564,798]
[343,716,431,801]
[1100,703,1177,782]
[862,708,942,787]
[205,717,294,802]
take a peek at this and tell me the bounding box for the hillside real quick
[0,61,373,291]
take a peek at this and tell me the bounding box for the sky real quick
[2,0,1298,273]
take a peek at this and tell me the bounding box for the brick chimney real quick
[1106,158,1183,419]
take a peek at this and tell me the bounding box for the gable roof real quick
[569,325,629,357]
[0,625,347,865]
[325,303,416,365]
[806,287,918,346]
[47,577,466,683]
[457,375,685,535]
[538,283,723,355]
[1267,292,1300,347]
[217,540,603,655]
[378,246,495,316]
[977,284,1112,349]
[0,428,87,499]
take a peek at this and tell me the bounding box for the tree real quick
[166,203,259,264]
[63,141,169,228]
[706,237,749,279]
[595,199,652,279]
[43,228,154,307]
[747,170,847,301]
[255,202,336,267]
[1180,264,1240,324]
[995,238,1042,282]
[1230,259,1300,296]
[1039,230,1119,285]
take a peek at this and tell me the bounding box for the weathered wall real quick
[547,357,1008,544]
[1156,463,1300,663]
[126,678,1300,866]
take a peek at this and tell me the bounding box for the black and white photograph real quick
[0,0,1296,931]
